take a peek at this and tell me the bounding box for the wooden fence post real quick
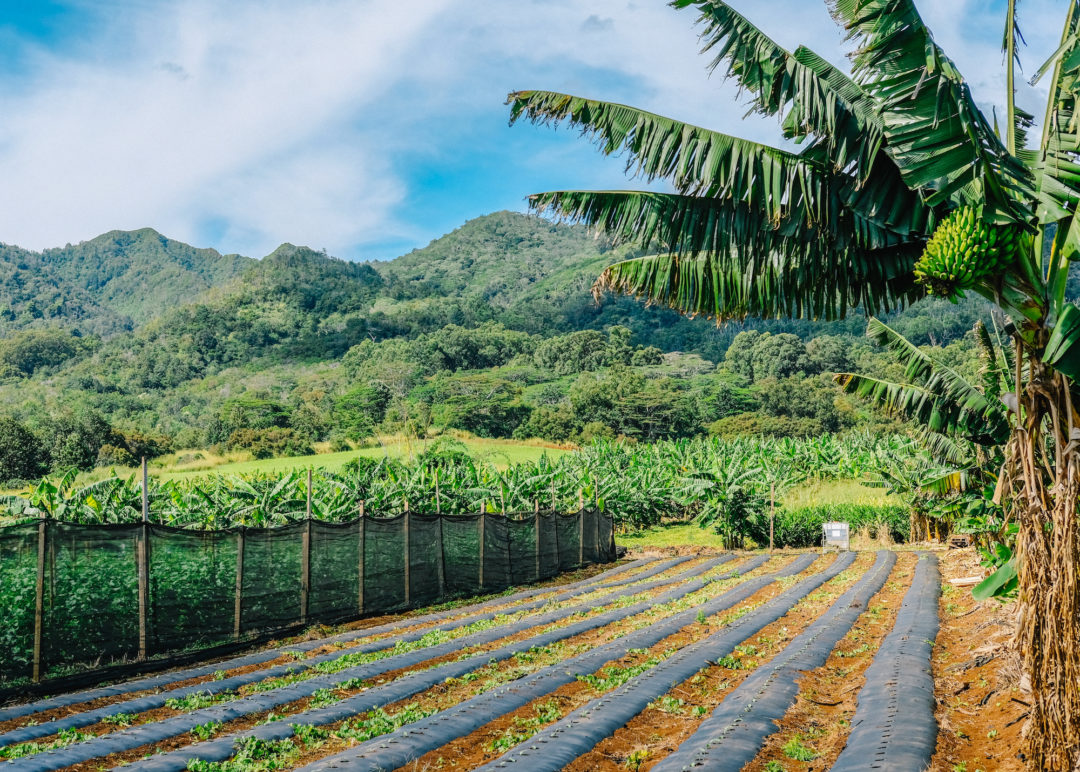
[32,511,46,683]
[301,468,312,626]
[550,480,556,512]
[403,500,411,607]
[435,469,441,514]
[358,501,366,615]
[594,494,601,562]
[234,527,245,640]
[578,490,584,567]
[478,501,486,590]
[769,482,776,553]
[137,458,150,662]
[534,505,541,582]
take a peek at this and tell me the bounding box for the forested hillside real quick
[0,211,1009,482]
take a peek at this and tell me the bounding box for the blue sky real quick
[0,0,1064,261]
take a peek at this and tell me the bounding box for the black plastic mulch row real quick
[0,556,686,747]
[6,557,730,771]
[120,554,765,772]
[472,551,859,772]
[830,552,940,772]
[294,552,806,772]
[0,556,663,724]
[650,550,896,771]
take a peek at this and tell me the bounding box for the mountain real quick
[0,228,251,336]
[39,228,251,325]
[0,210,1003,466]
[0,242,129,337]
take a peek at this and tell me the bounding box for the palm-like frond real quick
[829,0,1034,217]
[508,91,828,217]
[836,318,1011,445]
[528,189,920,321]
[672,1,881,170]
[672,1,935,239]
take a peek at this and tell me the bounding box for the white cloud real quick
[0,0,1068,260]
[0,0,450,255]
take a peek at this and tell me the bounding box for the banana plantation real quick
[1,434,902,536]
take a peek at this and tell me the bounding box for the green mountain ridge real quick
[0,210,1004,479]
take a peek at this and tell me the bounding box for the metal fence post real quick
[32,511,46,683]
[137,458,150,661]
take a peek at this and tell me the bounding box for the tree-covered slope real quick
[0,243,129,337]
[40,228,252,324]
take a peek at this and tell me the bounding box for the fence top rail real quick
[0,508,607,536]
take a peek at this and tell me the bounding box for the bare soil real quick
[739,551,918,771]
[565,552,878,772]
[396,555,834,771]
[928,547,1027,772]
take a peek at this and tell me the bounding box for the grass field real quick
[618,481,893,553]
[75,436,572,483]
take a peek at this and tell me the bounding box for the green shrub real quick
[223,428,314,460]
[757,502,909,548]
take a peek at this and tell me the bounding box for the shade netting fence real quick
[0,509,615,686]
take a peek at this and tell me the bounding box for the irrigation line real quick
[471,552,859,772]
[830,553,940,772]
[0,555,666,725]
[649,550,896,771]
[292,553,807,772]
[0,556,699,749]
[3,557,732,770]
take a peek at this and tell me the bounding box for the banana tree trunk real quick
[1012,359,1080,770]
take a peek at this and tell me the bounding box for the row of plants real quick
[0,433,902,534]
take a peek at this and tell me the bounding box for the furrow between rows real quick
[470,552,859,772]
[830,552,940,772]
[3,556,729,770]
[0,556,690,747]
[0,556,664,727]
[117,555,780,772]
[649,550,896,771]
[290,553,814,772]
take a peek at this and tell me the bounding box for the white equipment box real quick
[823,521,850,552]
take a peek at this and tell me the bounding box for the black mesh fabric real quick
[0,523,39,684]
[309,521,361,622]
[441,514,482,597]
[364,515,407,612]
[481,514,511,593]
[556,513,582,572]
[537,512,560,580]
[407,514,443,607]
[507,516,539,586]
[46,523,140,671]
[149,525,236,653]
[0,510,615,685]
[241,522,303,632]
[597,509,614,562]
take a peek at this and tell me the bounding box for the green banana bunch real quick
[913,206,1017,299]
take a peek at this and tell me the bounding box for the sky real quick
[0,0,1067,261]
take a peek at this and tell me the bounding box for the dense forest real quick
[0,211,1019,483]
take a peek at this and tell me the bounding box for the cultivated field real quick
[0,545,980,772]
